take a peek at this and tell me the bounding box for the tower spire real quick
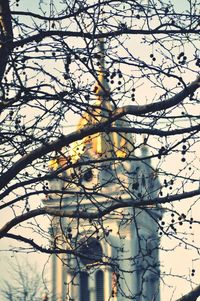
[95,38,110,100]
[70,36,134,162]
[94,38,114,156]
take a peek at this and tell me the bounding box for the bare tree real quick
[0,258,45,301]
[0,0,200,300]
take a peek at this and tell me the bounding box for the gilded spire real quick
[95,38,110,100]
[67,37,134,163]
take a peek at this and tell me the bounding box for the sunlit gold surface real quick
[50,39,134,168]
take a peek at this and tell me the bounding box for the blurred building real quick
[43,40,161,301]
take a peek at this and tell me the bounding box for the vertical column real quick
[66,270,79,301]
[51,254,64,301]
[130,211,142,300]
[52,254,57,301]
[51,216,66,301]
[62,259,67,300]
[56,255,64,301]
[89,273,95,301]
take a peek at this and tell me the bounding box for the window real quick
[95,270,104,301]
[83,168,93,182]
[80,272,90,301]
[78,237,103,266]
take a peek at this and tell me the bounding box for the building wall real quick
[49,205,161,301]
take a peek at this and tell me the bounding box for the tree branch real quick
[0,189,200,238]
[113,76,200,119]
[4,233,115,266]
[4,233,74,254]
[0,0,13,82]
[0,76,199,190]
[13,28,200,48]
[109,124,200,137]
[176,285,200,301]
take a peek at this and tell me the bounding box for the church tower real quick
[44,39,161,301]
